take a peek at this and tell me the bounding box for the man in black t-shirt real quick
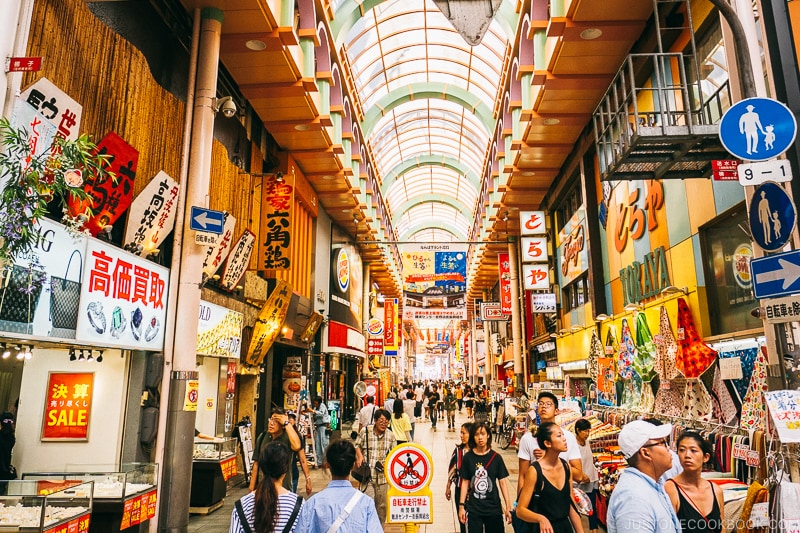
[428,385,441,431]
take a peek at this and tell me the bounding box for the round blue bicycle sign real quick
[719,97,797,162]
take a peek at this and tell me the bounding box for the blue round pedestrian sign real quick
[719,97,797,161]
[748,182,797,252]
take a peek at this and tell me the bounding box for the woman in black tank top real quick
[516,422,584,533]
[664,432,724,533]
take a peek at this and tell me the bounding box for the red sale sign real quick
[41,373,94,440]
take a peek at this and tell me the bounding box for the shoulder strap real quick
[324,491,363,533]
[532,461,545,493]
[484,451,497,469]
[282,495,303,533]
[235,499,254,533]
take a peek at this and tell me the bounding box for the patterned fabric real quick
[740,347,769,431]
[633,312,657,382]
[639,381,655,412]
[683,379,712,421]
[617,319,638,380]
[354,426,397,484]
[654,306,680,381]
[710,365,739,425]
[654,378,686,417]
[676,297,717,378]
[589,330,603,383]
[719,348,758,402]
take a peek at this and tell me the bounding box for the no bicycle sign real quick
[384,443,434,524]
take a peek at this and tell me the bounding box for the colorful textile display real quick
[633,312,657,382]
[589,330,602,383]
[654,378,686,417]
[617,319,637,380]
[676,297,717,378]
[683,379,713,421]
[740,347,768,431]
[718,348,758,402]
[710,365,739,425]
[654,306,680,380]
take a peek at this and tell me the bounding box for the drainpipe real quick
[157,8,223,532]
[507,236,524,389]
[707,0,757,98]
[482,289,491,386]
[362,262,371,370]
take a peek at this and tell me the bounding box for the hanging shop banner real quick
[20,77,82,141]
[521,236,548,263]
[226,362,237,394]
[123,171,180,256]
[557,209,588,286]
[202,212,236,279]
[596,358,616,404]
[68,131,138,236]
[384,299,397,348]
[220,230,256,291]
[75,239,169,350]
[522,264,550,290]
[41,372,94,441]
[283,356,302,410]
[244,280,292,366]
[0,218,86,339]
[498,253,512,315]
[196,300,243,358]
[765,390,800,442]
[530,292,557,313]
[258,172,295,270]
[401,243,467,320]
[329,226,363,330]
[520,211,547,236]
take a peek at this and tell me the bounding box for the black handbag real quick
[351,427,371,484]
[0,265,44,326]
[50,249,83,332]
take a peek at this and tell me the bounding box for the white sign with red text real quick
[522,264,551,290]
[521,236,548,263]
[520,211,547,236]
[220,230,256,291]
[123,171,180,256]
[202,213,236,279]
[76,240,169,350]
[20,77,82,141]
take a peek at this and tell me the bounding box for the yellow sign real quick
[183,380,199,412]
[384,443,434,524]
[244,280,292,366]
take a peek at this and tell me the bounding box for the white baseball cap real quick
[618,420,673,459]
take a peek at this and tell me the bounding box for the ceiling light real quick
[294,124,310,131]
[245,39,267,51]
[24,347,32,360]
[322,175,336,181]
[661,285,688,296]
[16,350,24,360]
[69,348,76,361]
[571,325,582,332]
[87,350,94,362]
[549,333,558,338]
[96,350,104,363]
[624,303,642,312]
[595,314,610,322]
[78,350,85,361]
[521,171,535,176]
[558,328,569,334]
[543,118,560,125]
[1,344,9,359]
[580,28,603,40]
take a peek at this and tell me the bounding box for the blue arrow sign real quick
[748,182,797,252]
[189,206,225,234]
[719,97,797,161]
[750,249,800,299]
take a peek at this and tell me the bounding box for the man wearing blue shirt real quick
[295,440,382,533]
[607,420,681,533]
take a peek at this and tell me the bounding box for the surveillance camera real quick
[214,96,237,118]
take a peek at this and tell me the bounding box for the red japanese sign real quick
[220,456,238,481]
[384,299,396,347]
[258,172,294,270]
[367,337,384,356]
[37,480,84,496]
[42,373,94,441]
[9,56,42,72]
[68,131,138,236]
[712,160,740,181]
[498,253,512,315]
[226,362,237,394]
[43,511,91,533]
[120,489,157,530]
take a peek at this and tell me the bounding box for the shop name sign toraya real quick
[620,245,671,305]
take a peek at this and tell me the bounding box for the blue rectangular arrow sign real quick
[750,249,800,299]
[189,206,225,234]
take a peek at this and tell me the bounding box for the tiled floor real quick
[190,411,520,532]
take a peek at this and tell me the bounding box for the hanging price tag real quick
[719,357,744,380]
[749,502,769,528]
[746,450,761,467]
[732,442,750,459]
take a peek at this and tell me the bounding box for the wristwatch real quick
[284,421,289,426]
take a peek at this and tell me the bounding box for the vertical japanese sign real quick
[520,236,548,263]
[226,362,237,394]
[68,132,138,236]
[202,213,236,279]
[522,264,550,290]
[75,240,169,349]
[498,252,512,315]
[519,211,546,236]
[384,299,396,347]
[123,171,180,256]
[244,280,292,366]
[220,230,256,291]
[258,172,294,269]
[42,372,94,441]
[401,244,467,320]
[9,98,56,171]
[20,77,82,141]
[765,390,800,442]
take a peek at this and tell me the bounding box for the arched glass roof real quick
[340,0,511,241]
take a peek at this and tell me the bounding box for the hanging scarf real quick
[740,346,769,431]
[618,319,638,380]
[710,364,739,425]
[676,297,717,378]
[654,306,680,380]
[633,312,657,382]
[683,379,713,421]
[589,330,603,383]
[654,377,686,417]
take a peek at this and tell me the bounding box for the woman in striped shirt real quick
[230,441,303,533]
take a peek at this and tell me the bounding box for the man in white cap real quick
[607,420,680,533]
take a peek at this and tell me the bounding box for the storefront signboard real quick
[329,226,364,329]
[75,240,169,350]
[258,171,294,269]
[42,511,91,533]
[557,209,588,286]
[244,280,292,366]
[619,245,670,305]
[68,131,138,236]
[530,293,557,313]
[499,252,512,314]
[283,355,302,409]
[9,56,42,72]
[367,337,384,356]
[41,372,94,441]
[522,264,550,290]
[384,299,396,347]
[220,456,237,480]
[519,211,546,235]
[120,488,157,530]
[196,300,243,358]
[220,230,256,291]
[202,212,236,279]
[401,243,467,320]
[20,77,82,141]
[765,390,800,442]
[123,171,180,256]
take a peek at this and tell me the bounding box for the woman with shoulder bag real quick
[230,441,303,533]
[516,422,584,533]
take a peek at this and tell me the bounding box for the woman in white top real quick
[230,441,303,533]
[574,419,599,533]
